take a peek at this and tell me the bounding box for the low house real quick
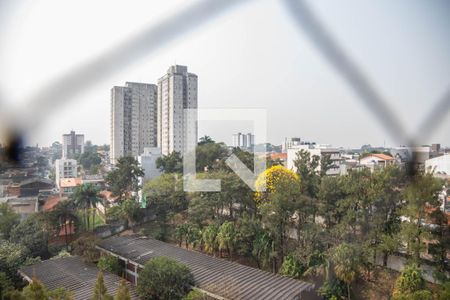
[20,256,138,300]
[269,153,287,166]
[59,178,82,195]
[359,153,395,169]
[0,196,38,220]
[6,177,54,197]
[97,235,315,300]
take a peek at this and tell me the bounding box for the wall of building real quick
[425,154,450,175]
[55,159,77,188]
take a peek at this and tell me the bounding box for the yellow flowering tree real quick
[254,166,303,271]
[254,165,300,207]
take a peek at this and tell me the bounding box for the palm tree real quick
[202,224,219,255]
[252,230,278,272]
[71,183,101,231]
[330,243,361,300]
[52,200,78,248]
[217,221,236,259]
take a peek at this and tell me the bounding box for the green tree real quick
[216,221,237,259]
[156,152,183,173]
[0,241,27,288]
[71,183,101,231]
[182,290,209,300]
[174,224,189,248]
[392,264,432,300]
[319,154,334,177]
[201,224,219,255]
[175,223,201,250]
[50,200,78,249]
[370,166,405,266]
[429,209,450,278]
[400,173,443,262]
[197,135,214,145]
[318,176,346,229]
[0,272,13,299]
[22,278,48,300]
[97,255,121,275]
[252,229,276,271]
[114,280,131,300]
[330,243,362,300]
[143,174,187,238]
[92,272,113,300]
[235,215,262,257]
[78,151,102,173]
[0,203,19,239]
[70,234,100,262]
[293,149,320,199]
[118,199,144,229]
[279,254,305,279]
[436,281,450,300]
[137,257,194,300]
[47,287,74,300]
[188,171,255,225]
[317,279,348,300]
[256,166,304,269]
[195,140,228,172]
[9,213,49,258]
[106,157,144,201]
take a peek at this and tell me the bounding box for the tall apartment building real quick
[110,82,158,164]
[232,132,255,150]
[62,131,84,159]
[157,65,198,155]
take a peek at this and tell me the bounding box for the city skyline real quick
[0,0,449,149]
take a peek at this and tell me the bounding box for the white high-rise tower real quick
[157,65,198,155]
[110,82,157,164]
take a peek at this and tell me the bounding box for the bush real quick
[0,241,27,288]
[106,205,122,224]
[137,257,194,300]
[182,289,210,300]
[154,227,168,242]
[317,279,348,300]
[0,272,13,299]
[53,250,71,259]
[392,264,432,300]
[70,234,100,262]
[436,281,450,300]
[97,255,122,275]
[279,254,306,279]
[9,214,49,258]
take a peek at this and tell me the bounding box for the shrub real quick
[392,264,431,300]
[137,257,194,300]
[182,289,210,300]
[70,234,100,262]
[279,254,306,279]
[97,255,122,275]
[317,279,348,300]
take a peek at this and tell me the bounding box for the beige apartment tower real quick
[157,65,198,155]
[110,82,158,164]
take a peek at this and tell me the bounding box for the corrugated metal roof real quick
[98,235,314,300]
[20,256,138,300]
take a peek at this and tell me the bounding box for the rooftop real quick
[43,194,68,211]
[363,153,394,161]
[98,235,314,300]
[60,178,82,188]
[20,256,138,300]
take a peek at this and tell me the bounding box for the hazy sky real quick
[0,0,449,148]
